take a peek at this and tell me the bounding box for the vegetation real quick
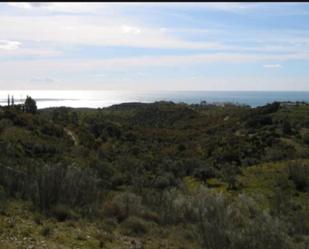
[0,99,309,248]
[24,95,37,114]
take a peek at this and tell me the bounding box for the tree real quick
[70,111,78,125]
[282,120,292,135]
[24,96,37,114]
[303,132,309,145]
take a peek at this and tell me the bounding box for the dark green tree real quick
[282,120,292,135]
[24,96,37,114]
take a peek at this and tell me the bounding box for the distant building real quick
[280,101,297,107]
[200,100,207,106]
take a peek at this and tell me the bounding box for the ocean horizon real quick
[1,90,309,109]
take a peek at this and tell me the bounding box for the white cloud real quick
[0,48,62,57]
[0,53,306,77]
[136,2,309,16]
[7,2,106,13]
[0,15,228,49]
[93,73,106,78]
[2,7,309,53]
[2,2,309,91]
[121,25,141,35]
[0,40,21,50]
[31,77,55,83]
[7,2,34,9]
[263,64,282,68]
[200,2,258,11]
[136,72,148,77]
[1,14,308,54]
[2,74,308,91]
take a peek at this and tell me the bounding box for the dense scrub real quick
[0,101,309,248]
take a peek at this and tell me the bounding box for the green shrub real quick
[193,167,217,182]
[105,192,143,221]
[102,200,123,220]
[33,213,43,225]
[0,162,101,216]
[121,216,149,236]
[50,204,76,222]
[288,161,309,192]
[40,225,52,237]
[94,230,114,248]
[100,218,118,233]
[282,121,292,135]
[76,233,87,241]
[159,186,291,249]
[198,190,290,249]
[0,185,7,212]
[0,118,13,132]
[153,175,171,189]
[140,210,160,223]
[303,132,309,145]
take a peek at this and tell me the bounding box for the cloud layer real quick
[0,40,21,50]
[1,2,309,90]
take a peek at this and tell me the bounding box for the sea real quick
[1,90,309,109]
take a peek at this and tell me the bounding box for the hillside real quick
[0,101,309,249]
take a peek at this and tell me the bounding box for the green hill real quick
[0,101,309,248]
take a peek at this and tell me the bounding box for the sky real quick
[1,2,309,91]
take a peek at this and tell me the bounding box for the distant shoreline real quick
[1,90,309,109]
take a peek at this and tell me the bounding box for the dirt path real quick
[64,127,78,146]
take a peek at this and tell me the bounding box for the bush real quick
[303,132,309,145]
[121,216,149,236]
[50,204,77,222]
[105,192,143,221]
[0,162,102,216]
[282,121,292,135]
[40,225,53,237]
[209,192,289,249]
[140,210,160,224]
[0,185,7,212]
[288,161,309,192]
[257,102,280,114]
[33,213,43,225]
[265,144,295,162]
[246,115,273,128]
[95,230,114,248]
[153,175,171,189]
[0,118,13,132]
[157,187,193,225]
[193,167,217,182]
[159,186,291,249]
[100,218,118,233]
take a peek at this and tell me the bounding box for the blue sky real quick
[1,2,309,91]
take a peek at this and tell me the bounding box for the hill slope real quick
[0,101,309,248]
